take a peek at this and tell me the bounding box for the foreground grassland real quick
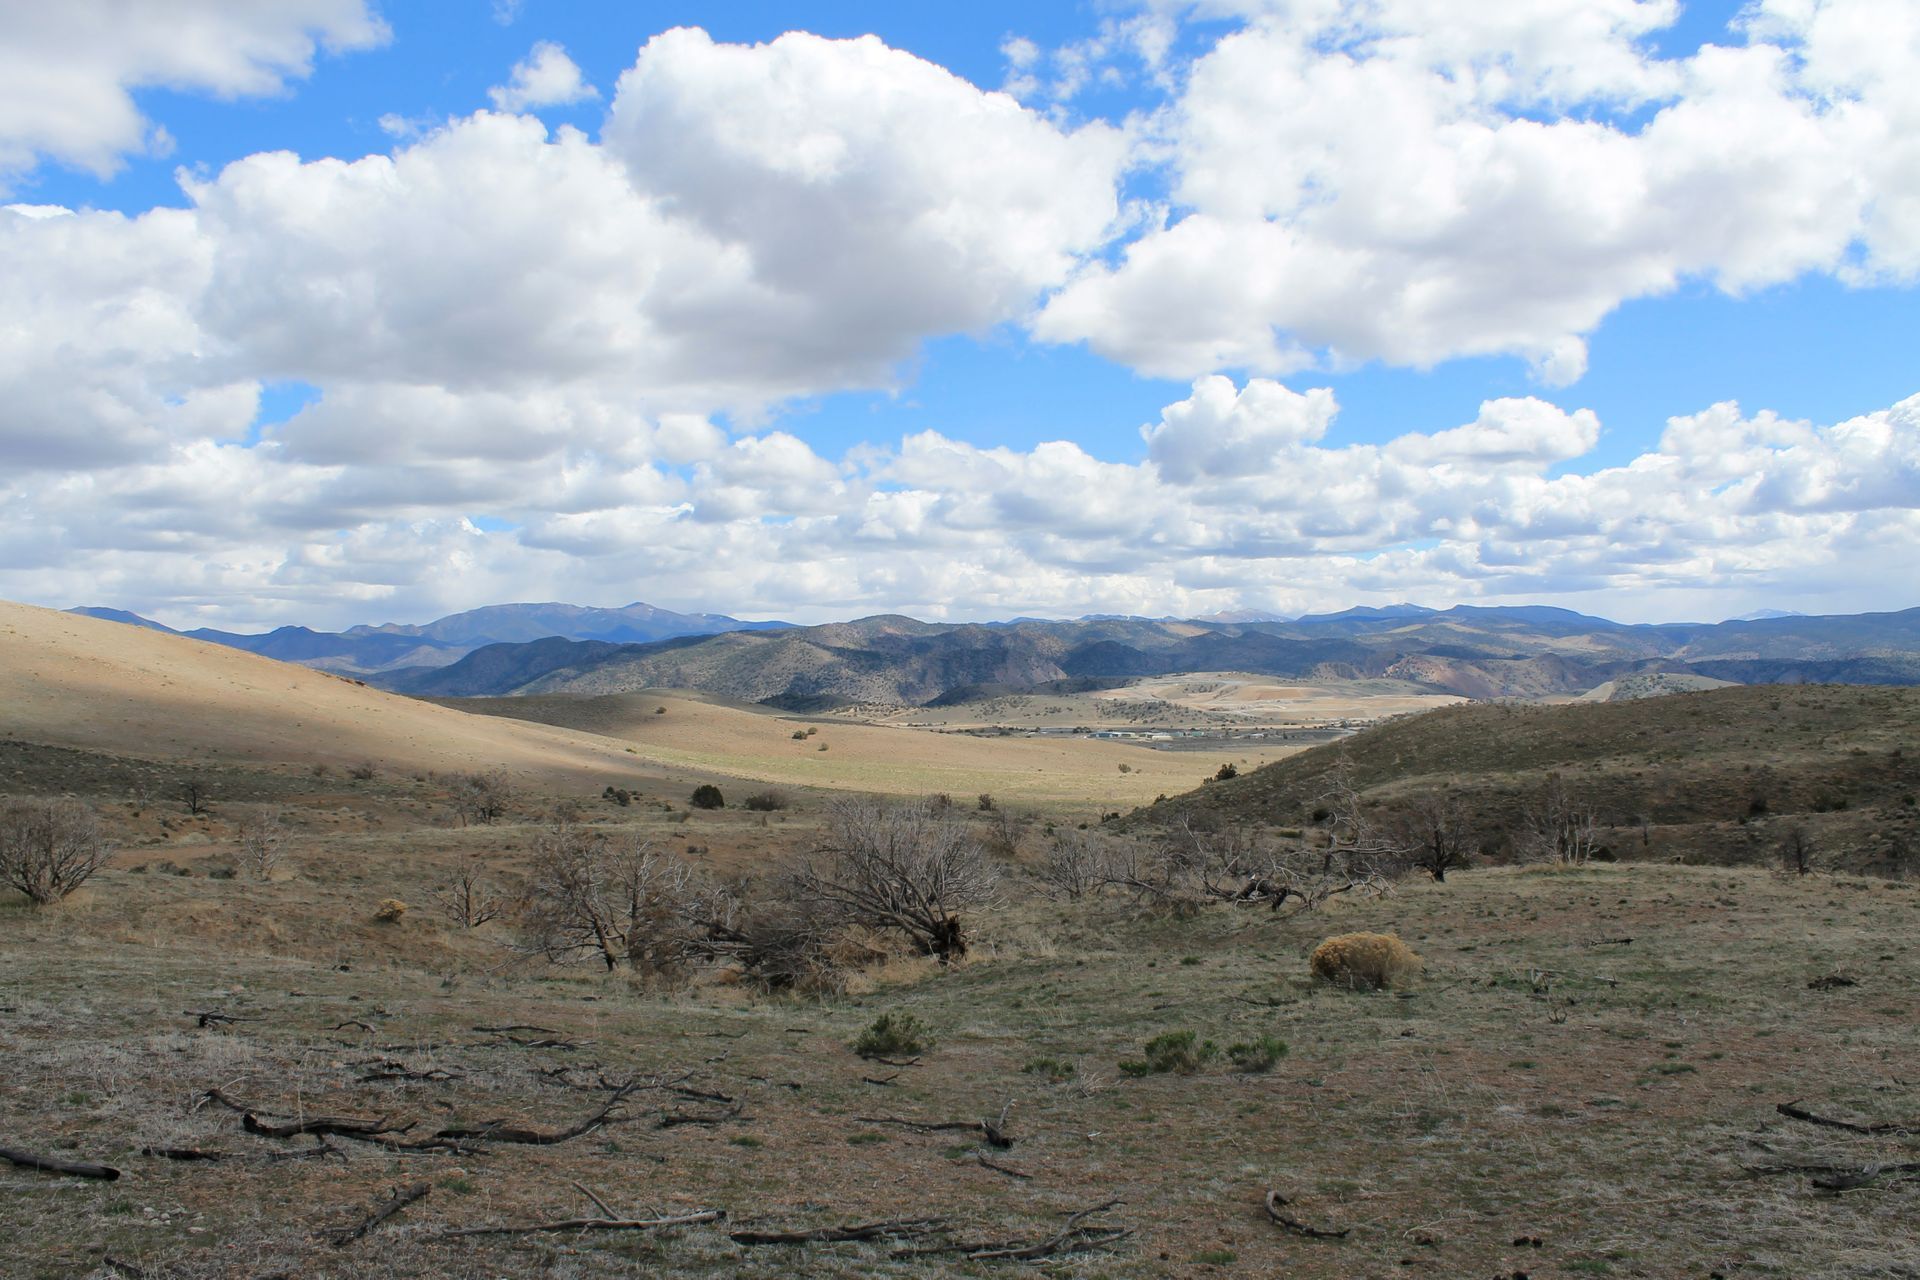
[4,854,1915,1278]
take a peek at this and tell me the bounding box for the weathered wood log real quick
[730,1216,946,1245]
[433,1083,636,1145]
[331,1182,432,1247]
[441,1208,724,1238]
[141,1145,231,1162]
[1777,1100,1917,1136]
[243,1110,413,1140]
[0,1145,121,1180]
[853,1110,1013,1149]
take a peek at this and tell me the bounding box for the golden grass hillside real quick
[440,691,1283,811]
[0,600,670,788]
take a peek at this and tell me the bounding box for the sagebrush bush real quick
[1120,1029,1218,1077]
[374,898,409,923]
[689,784,726,810]
[1227,1035,1288,1073]
[1309,932,1422,990]
[852,1011,934,1059]
[742,790,789,812]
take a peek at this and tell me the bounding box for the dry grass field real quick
[442,692,1282,813]
[5,598,1918,1277]
[3,842,1916,1278]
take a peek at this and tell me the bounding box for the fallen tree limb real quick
[185,1010,260,1029]
[0,1145,120,1180]
[854,1110,1013,1149]
[434,1083,636,1145]
[243,1111,413,1141]
[441,1208,724,1238]
[892,1202,1129,1262]
[1777,1100,1918,1136]
[1749,1160,1920,1187]
[474,1024,560,1035]
[1264,1189,1349,1239]
[658,1102,745,1129]
[975,1151,1032,1180]
[730,1216,945,1245]
[331,1182,432,1247]
[141,1145,231,1162]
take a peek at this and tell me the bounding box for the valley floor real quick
[4,861,1916,1278]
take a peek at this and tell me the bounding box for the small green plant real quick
[1120,1029,1218,1077]
[1021,1056,1076,1082]
[852,1011,934,1059]
[1226,1035,1287,1073]
[689,784,726,810]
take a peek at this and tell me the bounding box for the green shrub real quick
[689,784,726,810]
[1120,1029,1217,1077]
[742,790,789,812]
[1021,1056,1076,1082]
[1227,1035,1288,1073]
[852,1011,934,1060]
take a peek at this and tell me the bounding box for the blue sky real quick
[1,1,1916,628]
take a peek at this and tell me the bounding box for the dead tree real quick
[0,798,111,905]
[520,822,707,974]
[1517,775,1600,865]
[1386,790,1475,883]
[789,797,999,960]
[237,808,288,881]
[432,855,509,927]
[448,771,513,826]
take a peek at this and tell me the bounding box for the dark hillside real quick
[1134,684,1920,872]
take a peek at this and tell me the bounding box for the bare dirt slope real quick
[0,600,659,787]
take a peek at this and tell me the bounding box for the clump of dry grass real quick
[1309,931,1421,990]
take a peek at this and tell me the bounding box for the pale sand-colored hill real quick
[444,692,1290,810]
[0,600,661,785]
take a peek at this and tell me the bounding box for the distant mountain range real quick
[65,601,791,676]
[360,603,1920,706]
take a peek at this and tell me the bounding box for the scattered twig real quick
[332,1020,378,1033]
[102,1258,146,1279]
[1264,1189,1349,1239]
[473,1024,561,1035]
[867,1055,922,1068]
[186,1009,261,1029]
[0,1145,120,1180]
[862,1074,899,1087]
[330,1182,432,1247]
[141,1145,231,1162]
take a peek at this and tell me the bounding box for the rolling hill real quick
[1132,683,1920,871]
[2,601,675,786]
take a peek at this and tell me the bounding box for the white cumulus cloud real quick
[489,41,599,112]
